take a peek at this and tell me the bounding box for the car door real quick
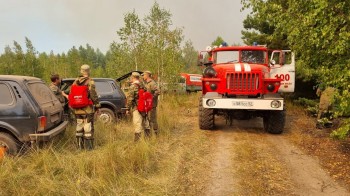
[0,81,36,140]
[110,80,126,111]
[26,81,63,132]
[270,50,295,93]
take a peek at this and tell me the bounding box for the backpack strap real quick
[73,78,90,86]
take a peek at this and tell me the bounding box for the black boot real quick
[84,138,94,150]
[144,129,151,138]
[154,129,159,136]
[134,133,141,142]
[76,136,84,150]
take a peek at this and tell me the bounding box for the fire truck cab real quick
[198,45,295,134]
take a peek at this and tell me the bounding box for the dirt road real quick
[201,117,349,196]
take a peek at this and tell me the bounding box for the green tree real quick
[25,37,43,78]
[12,41,26,76]
[181,40,201,73]
[108,2,184,83]
[0,46,16,74]
[117,10,145,71]
[241,0,289,49]
[144,2,183,83]
[211,36,227,47]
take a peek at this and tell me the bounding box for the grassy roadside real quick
[284,102,350,191]
[0,93,211,195]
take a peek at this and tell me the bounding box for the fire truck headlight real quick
[210,83,218,90]
[206,99,216,107]
[271,100,281,108]
[203,67,217,77]
[267,84,275,92]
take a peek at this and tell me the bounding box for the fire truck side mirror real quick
[269,59,276,67]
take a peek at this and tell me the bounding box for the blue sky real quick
[0,0,250,54]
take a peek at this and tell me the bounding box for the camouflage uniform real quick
[72,76,100,149]
[144,78,160,133]
[126,80,150,139]
[49,83,65,105]
[316,87,336,128]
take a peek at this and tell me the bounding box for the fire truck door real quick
[270,50,295,93]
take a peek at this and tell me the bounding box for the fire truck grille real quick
[227,73,260,92]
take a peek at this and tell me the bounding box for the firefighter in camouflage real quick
[126,72,150,142]
[142,70,160,135]
[72,64,100,150]
[316,86,336,129]
[49,73,66,105]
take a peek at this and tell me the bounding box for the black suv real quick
[0,75,68,154]
[61,78,127,123]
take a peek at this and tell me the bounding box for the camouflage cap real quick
[131,72,140,77]
[80,64,90,74]
[142,70,152,76]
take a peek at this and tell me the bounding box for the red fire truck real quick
[198,45,295,134]
[180,73,202,93]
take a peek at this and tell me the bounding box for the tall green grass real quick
[0,93,210,195]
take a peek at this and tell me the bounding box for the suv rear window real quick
[0,83,14,105]
[27,82,56,106]
[95,81,113,93]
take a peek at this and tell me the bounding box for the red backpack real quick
[68,80,93,109]
[136,85,153,114]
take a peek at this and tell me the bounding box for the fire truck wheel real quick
[199,98,215,130]
[0,132,20,155]
[263,110,285,134]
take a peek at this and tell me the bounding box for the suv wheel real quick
[199,97,215,130]
[263,110,285,134]
[96,108,115,123]
[0,132,20,155]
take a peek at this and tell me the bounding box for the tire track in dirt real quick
[203,117,349,195]
[205,130,236,196]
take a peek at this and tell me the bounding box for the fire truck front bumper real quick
[202,97,284,110]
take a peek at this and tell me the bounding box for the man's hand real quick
[126,110,130,116]
[95,108,101,115]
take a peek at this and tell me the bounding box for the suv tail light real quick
[37,116,47,132]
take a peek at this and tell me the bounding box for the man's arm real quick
[151,80,160,96]
[89,80,101,108]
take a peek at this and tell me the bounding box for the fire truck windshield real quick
[215,50,267,64]
[216,51,239,64]
[241,50,267,64]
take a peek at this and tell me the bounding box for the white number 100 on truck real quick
[198,45,295,134]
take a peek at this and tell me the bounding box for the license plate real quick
[232,101,253,107]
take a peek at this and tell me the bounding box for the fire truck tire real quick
[199,98,215,130]
[263,110,285,134]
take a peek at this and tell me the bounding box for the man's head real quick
[130,72,140,82]
[142,70,152,80]
[50,74,60,84]
[80,64,90,76]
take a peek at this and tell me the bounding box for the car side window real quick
[0,83,14,105]
[27,82,56,105]
[111,82,122,97]
[95,81,113,94]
